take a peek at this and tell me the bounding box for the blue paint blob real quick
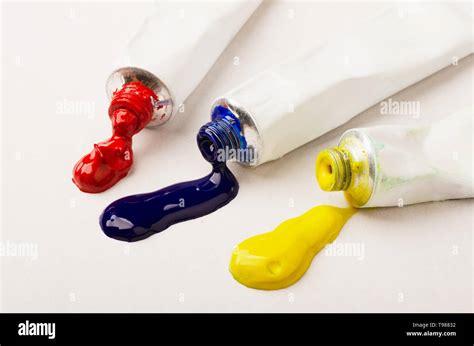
[100,105,245,242]
[100,162,238,242]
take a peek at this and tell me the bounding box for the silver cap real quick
[106,67,174,127]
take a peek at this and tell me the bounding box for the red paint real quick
[72,82,158,193]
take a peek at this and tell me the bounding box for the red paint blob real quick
[72,82,158,193]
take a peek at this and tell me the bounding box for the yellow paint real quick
[315,149,349,191]
[229,205,355,290]
[315,150,338,191]
[315,137,373,207]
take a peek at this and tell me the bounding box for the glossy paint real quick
[229,206,355,290]
[72,82,157,193]
[100,106,243,242]
[100,162,238,242]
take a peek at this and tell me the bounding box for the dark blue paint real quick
[99,162,238,242]
[197,105,247,163]
[100,105,245,242]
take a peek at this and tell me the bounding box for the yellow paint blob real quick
[229,205,356,290]
[315,150,338,191]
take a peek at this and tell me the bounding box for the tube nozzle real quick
[316,148,352,191]
[197,105,248,163]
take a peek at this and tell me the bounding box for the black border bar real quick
[0,313,472,345]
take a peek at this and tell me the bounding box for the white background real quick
[1,1,472,312]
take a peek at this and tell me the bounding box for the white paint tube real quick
[107,1,262,126]
[198,3,472,166]
[316,107,473,207]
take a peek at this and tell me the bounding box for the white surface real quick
[1,1,472,312]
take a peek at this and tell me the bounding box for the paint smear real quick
[100,161,238,242]
[229,205,355,290]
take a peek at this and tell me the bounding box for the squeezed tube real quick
[198,3,472,166]
[108,0,262,125]
[316,108,474,208]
